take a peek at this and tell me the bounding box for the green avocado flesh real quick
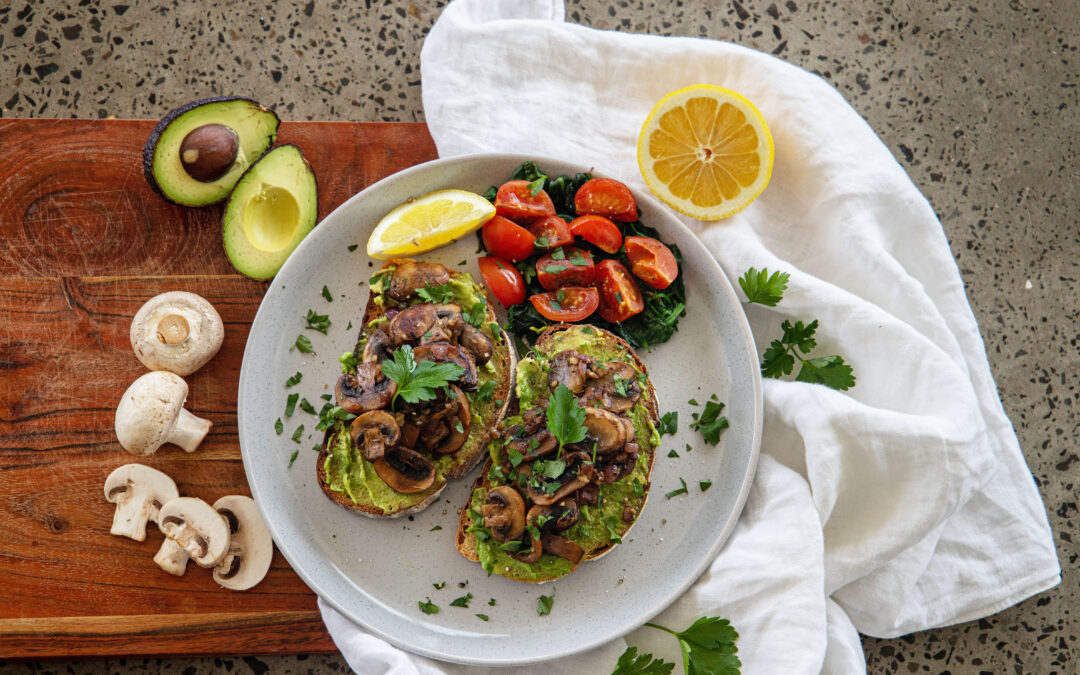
[222,144,318,280]
[322,268,510,512]
[148,98,279,206]
[470,325,660,582]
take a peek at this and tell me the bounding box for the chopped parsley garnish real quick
[550,247,566,260]
[416,282,457,304]
[315,404,357,431]
[546,383,587,456]
[288,449,299,468]
[633,478,644,497]
[449,592,473,608]
[488,598,496,606]
[533,236,550,249]
[463,297,487,327]
[380,345,464,408]
[568,251,590,266]
[475,380,496,402]
[658,411,678,437]
[347,244,359,252]
[285,393,299,417]
[613,374,630,397]
[430,525,442,532]
[665,478,688,499]
[536,593,554,616]
[667,449,679,458]
[321,393,333,401]
[274,418,283,435]
[476,614,489,621]
[285,371,303,387]
[418,598,439,615]
[299,398,316,415]
[454,420,464,434]
[433,581,446,590]
[690,400,729,446]
[526,174,547,196]
[292,334,313,353]
[305,309,331,334]
[541,264,565,274]
[738,267,789,307]
[642,616,741,675]
[700,480,713,492]
[321,285,333,302]
[291,424,304,443]
[688,398,699,406]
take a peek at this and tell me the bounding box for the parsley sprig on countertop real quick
[742,266,856,391]
[380,345,464,408]
[612,616,741,675]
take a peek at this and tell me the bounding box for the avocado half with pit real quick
[143,97,280,206]
[222,144,318,279]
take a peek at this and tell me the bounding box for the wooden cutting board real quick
[0,119,438,659]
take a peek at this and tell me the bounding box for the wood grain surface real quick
[0,119,438,659]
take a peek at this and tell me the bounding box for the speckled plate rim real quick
[238,152,763,666]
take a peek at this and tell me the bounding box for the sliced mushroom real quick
[103,463,179,541]
[541,533,584,564]
[387,261,451,302]
[212,495,273,591]
[361,326,394,364]
[433,385,470,454]
[153,537,191,577]
[388,303,440,345]
[129,291,224,376]
[459,323,493,365]
[507,428,558,461]
[156,497,230,569]
[580,362,642,412]
[372,448,436,494]
[510,527,542,564]
[115,371,212,455]
[481,486,526,542]
[349,410,400,461]
[527,499,580,533]
[413,341,478,390]
[527,452,596,506]
[548,350,593,394]
[336,362,396,413]
[583,407,630,455]
[596,453,638,484]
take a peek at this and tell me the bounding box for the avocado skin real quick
[142,96,280,206]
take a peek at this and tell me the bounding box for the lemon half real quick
[367,189,495,259]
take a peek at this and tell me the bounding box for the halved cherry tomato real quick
[495,180,556,222]
[624,236,679,289]
[536,247,596,291]
[595,259,644,323]
[574,178,637,222]
[530,286,599,322]
[527,216,574,250]
[568,215,622,254]
[478,256,526,307]
[481,215,536,262]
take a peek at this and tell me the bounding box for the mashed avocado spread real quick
[469,325,659,580]
[322,265,508,511]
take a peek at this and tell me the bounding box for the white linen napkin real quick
[320,1,1060,672]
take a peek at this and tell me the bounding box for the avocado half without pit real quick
[222,144,318,280]
[143,97,280,206]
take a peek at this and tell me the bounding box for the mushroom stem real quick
[168,408,212,452]
[154,537,190,576]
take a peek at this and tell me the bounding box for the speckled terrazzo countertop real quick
[2,0,1076,673]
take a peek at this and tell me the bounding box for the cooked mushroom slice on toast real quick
[580,361,642,412]
[155,497,231,571]
[583,407,633,455]
[459,323,493,365]
[372,448,436,494]
[387,261,451,302]
[336,363,396,413]
[413,342,478,390]
[212,495,273,591]
[482,486,527,542]
[103,464,179,541]
[115,371,212,455]
[361,326,393,364]
[349,410,400,461]
[524,452,595,507]
[130,291,224,376]
[548,350,593,395]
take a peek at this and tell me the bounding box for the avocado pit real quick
[179,123,239,182]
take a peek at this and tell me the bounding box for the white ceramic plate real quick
[238,154,762,666]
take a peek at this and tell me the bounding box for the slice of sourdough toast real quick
[456,323,659,582]
[316,259,515,518]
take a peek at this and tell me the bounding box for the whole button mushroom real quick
[212,495,273,591]
[155,497,231,570]
[115,371,212,455]
[129,291,224,376]
[103,464,179,541]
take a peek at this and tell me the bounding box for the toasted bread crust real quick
[455,323,660,582]
[316,259,514,518]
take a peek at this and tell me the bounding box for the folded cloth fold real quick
[320,0,1059,671]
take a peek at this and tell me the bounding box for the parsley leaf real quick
[738,267,790,307]
[285,393,299,417]
[476,613,489,621]
[449,592,473,608]
[290,424,304,443]
[416,282,457,304]
[288,449,299,468]
[463,298,487,327]
[658,411,678,437]
[475,380,496,403]
[380,345,464,408]
[700,479,713,492]
[305,309,331,334]
[347,244,359,252]
[665,478,688,498]
[533,236,550,250]
[274,418,283,435]
[611,646,675,675]
[315,404,357,431]
[795,355,856,390]
[760,319,855,390]
[433,581,446,590]
[292,334,313,353]
[418,598,439,615]
[285,371,303,387]
[690,399,729,446]
[613,374,630,397]
[644,616,742,675]
[526,174,547,196]
[668,449,679,458]
[541,264,566,274]
[546,383,587,455]
[322,285,333,302]
[297,398,315,415]
[430,525,443,532]
[536,593,554,616]
[488,598,496,606]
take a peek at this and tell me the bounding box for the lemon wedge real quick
[637,84,774,220]
[367,189,496,259]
